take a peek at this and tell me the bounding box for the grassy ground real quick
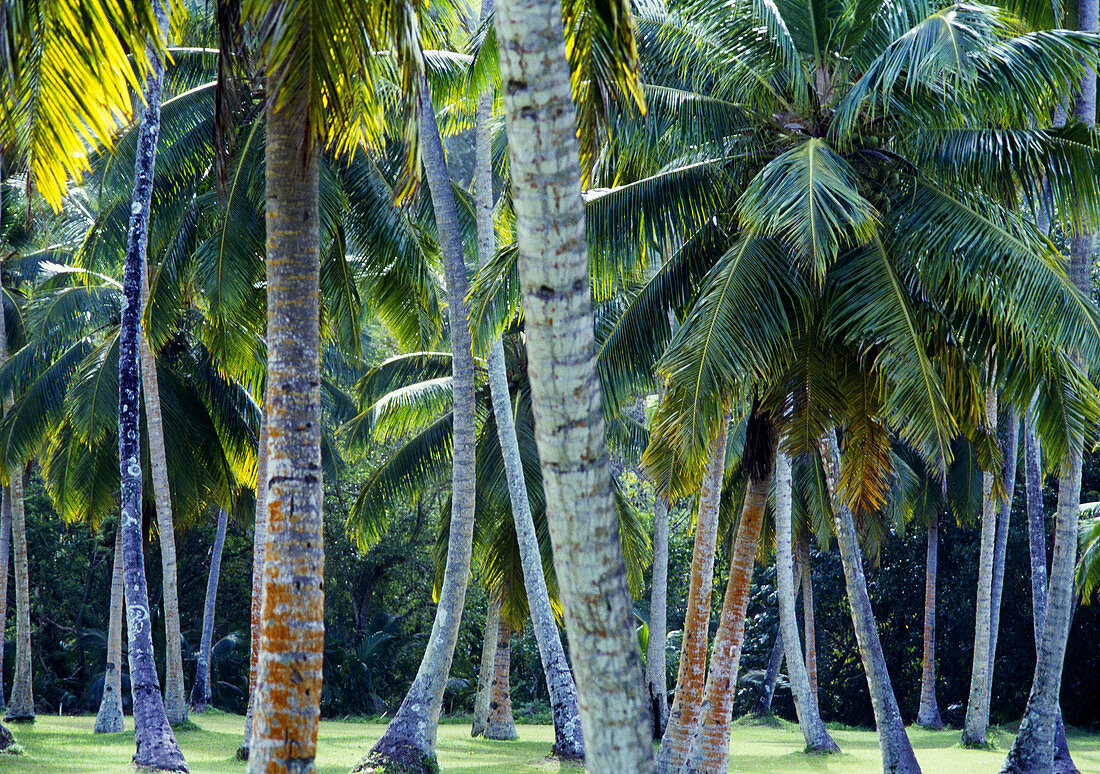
[1,711,1097,773]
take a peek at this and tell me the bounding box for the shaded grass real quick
[2,712,1098,773]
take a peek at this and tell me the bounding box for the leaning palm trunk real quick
[246,52,324,774]
[484,612,518,741]
[190,508,229,713]
[139,249,186,726]
[492,2,654,769]
[237,398,267,760]
[750,630,784,717]
[986,410,1018,707]
[798,532,819,705]
[0,301,30,723]
[916,513,944,729]
[362,83,478,774]
[964,390,998,747]
[118,5,187,767]
[655,429,726,774]
[473,63,584,758]
[774,452,839,753]
[647,494,671,738]
[94,525,126,733]
[819,431,921,774]
[686,422,779,774]
[472,591,502,738]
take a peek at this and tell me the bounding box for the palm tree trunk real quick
[246,50,324,774]
[94,524,126,733]
[118,4,187,767]
[0,486,9,711]
[139,246,186,727]
[750,629,784,717]
[484,612,518,741]
[686,422,779,774]
[472,591,502,738]
[798,532,818,706]
[774,452,839,753]
[1019,419,1078,773]
[819,431,921,774]
[364,82,478,774]
[473,59,584,758]
[987,409,1018,702]
[4,465,30,723]
[492,3,654,769]
[647,493,671,738]
[964,390,998,747]
[190,508,229,713]
[237,396,267,761]
[655,428,726,774]
[916,513,944,729]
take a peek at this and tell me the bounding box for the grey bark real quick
[190,508,229,713]
[492,1,655,770]
[238,396,267,760]
[916,513,944,729]
[4,465,29,722]
[0,487,9,710]
[647,493,671,738]
[363,82,478,773]
[964,389,999,747]
[118,4,187,767]
[750,629,784,717]
[819,432,920,774]
[484,614,518,741]
[799,532,819,705]
[774,452,839,753]
[94,523,126,734]
[987,409,1019,703]
[472,591,502,738]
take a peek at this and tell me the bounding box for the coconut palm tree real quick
[94,521,126,733]
[190,507,230,713]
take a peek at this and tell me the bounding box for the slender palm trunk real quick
[819,431,921,774]
[750,629,784,717]
[4,466,30,722]
[647,494,671,738]
[237,398,267,760]
[655,428,726,774]
[94,525,126,733]
[484,611,518,741]
[774,452,839,753]
[964,391,999,747]
[473,58,584,758]
[139,248,186,726]
[0,487,8,711]
[363,83,478,774]
[190,508,229,713]
[118,5,187,767]
[472,591,502,738]
[798,533,818,706]
[916,513,944,729]
[686,422,779,774]
[987,409,1018,703]
[246,51,324,774]
[492,3,654,769]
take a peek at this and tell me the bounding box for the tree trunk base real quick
[234,744,249,762]
[548,745,585,762]
[2,714,33,725]
[0,722,13,751]
[353,744,440,774]
[93,699,125,734]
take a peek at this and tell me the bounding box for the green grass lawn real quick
[2,712,1097,773]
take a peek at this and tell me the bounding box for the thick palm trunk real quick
[655,429,726,774]
[472,591,502,738]
[798,533,818,705]
[94,525,126,733]
[492,3,654,770]
[473,64,584,758]
[774,452,839,753]
[237,397,267,760]
[363,83,478,774]
[750,629,784,717]
[1019,421,1078,773]
[118,5,187,767]
[484,614,518,741]
[246,57,324,774]
[647,494,671,738]
[190,508,229,713]
[686,423,779,774]
[819,431,921,774]
[964,391,999,747]
[916,514,944,729]
[139,248,186,726]
[0,488,8,710]
[986,410,1018,703]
